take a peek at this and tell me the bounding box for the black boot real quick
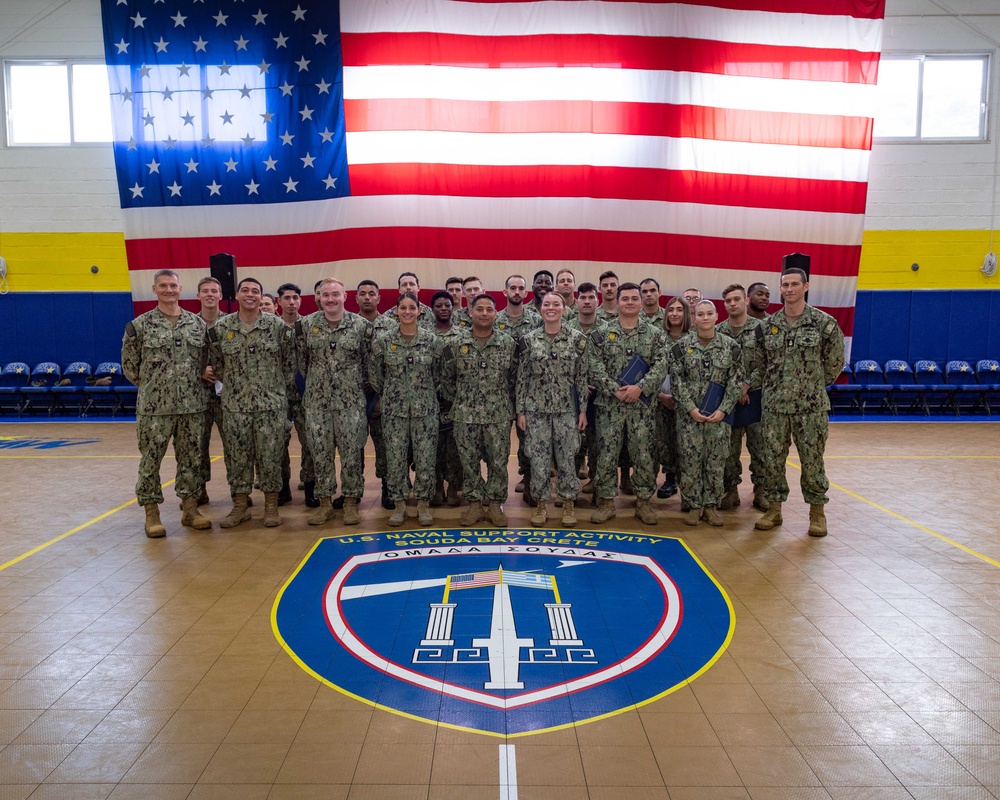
[304,481,319,508]
[277,478,292,506]
[381,479,394,510]
[333,495,345,509]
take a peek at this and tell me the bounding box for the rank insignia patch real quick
[273,530,734,737]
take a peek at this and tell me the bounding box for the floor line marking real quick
[0,457,222,572]
[786,462,1000,570]
[499,744,518,800]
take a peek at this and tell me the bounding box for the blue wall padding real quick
[0,290,996,368]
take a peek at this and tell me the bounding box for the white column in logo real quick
[420,603,457,645]
[544,603,583,646]
[473,583,534,689]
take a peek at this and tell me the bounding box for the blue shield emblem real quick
[273,530,734,736]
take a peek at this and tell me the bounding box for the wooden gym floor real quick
[0,420,999,800]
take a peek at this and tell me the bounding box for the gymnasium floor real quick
[0,420,999,800]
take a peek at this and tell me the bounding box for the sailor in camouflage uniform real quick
[383,272,436,330]
[654,297,690,501]
[670,300,744,526]
[495,275,542,500]
[195,276,224,504]
[565,282,607,491]
[440,295,517,527]
[556,269,579,320]
[754,268,845,537]
[370,293,444,527]
[716,284,767,512]
[430,291,464,507]
[640,278,665,328]
[208,277,297,529]
[516,293,589,527]
[587,283,668,525]
[355,279,392,510]
[295,278,373,526]
[122,269,212,537]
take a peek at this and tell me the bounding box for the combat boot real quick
[590,499,616,524]
[581,479,595,494]
[220,494,251,528]
[487,500,507,527]
[304,481,319,508]
[417,500,433,526]
[461,501,484,526]
[703,506,724,527]
[342,498,360,525]
[683,508,701,526]
[277,478,292,507]
[719,486,740,510]
[446,484,461,507]
[308,497,336,526]
[381,480,394,510]
[388,503,406,527]
[332,495,345,510]
[180,497,211,530]
[635,498,659,525]
[619,470,634,496]
[263,492,281,527]
[531,501,548,527]
[808,504,828,537]
[754,502,783,531]
[561,498,577,527]
[430,482,445,508]
[752,485,769,512]
[143,504,166,538]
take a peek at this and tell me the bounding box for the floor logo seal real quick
[273,529,734,736]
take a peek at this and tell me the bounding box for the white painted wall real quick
[1,0,998,235]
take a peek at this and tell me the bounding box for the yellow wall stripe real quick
[3,228,1000,293]
[0,232,130,291]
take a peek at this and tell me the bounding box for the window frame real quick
[874,51,992,144]
[2,58,113,148]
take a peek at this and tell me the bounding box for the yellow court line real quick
[821,455,1000,460]
[0,457,223,572]
[785,462,1000,570]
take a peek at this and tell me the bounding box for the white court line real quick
[500,744,518,800]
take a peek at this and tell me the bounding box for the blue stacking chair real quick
[883,360,923,415]
[946,360,983,415]
[853,359,892,416]
[976,359,1000,416]
[0,362,31,415]
[20,362,61,415]
[827,363,859,414]
[914,360,953,414]
[82,361,124,416]
[50,361,92,416]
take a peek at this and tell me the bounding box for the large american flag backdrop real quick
[101,0,884,333]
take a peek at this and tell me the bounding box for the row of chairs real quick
[829,359,1000,416]
[0,361,137,417]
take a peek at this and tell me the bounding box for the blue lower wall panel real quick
[0,289,996,369]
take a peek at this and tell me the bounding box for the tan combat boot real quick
[144,504,166,538]
[561,498,577,527]
[388,503,406,527]
[446,484,462,507]
[752,485,769,512]
[180,497,211,530]
[417,500,433,526]
[702,506,724,527]
[461,501,484,526]
[220,494,251,528]
[263,492,281,528]
[808,504,828,537]
[590,499,616,524]
[754,501,783,531]
[531,501,548,527]
[635,498,659,525]
[718,486,740,510]
[308,497,336,526]
[683,507,702,526]
[487,500,507,527]
[430,482,445,508]
[342,498,360,525]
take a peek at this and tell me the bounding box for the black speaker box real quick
[209,253,237,301]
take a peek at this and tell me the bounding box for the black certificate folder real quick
[619,355,651,406]
[699,380,736,424]
[732,388,762,428]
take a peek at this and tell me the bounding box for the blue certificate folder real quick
[699,381,735,424]
[732,388,762,428]
[619,355,652,406]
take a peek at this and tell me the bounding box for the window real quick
[873,54,990,141]
[4,60,113,145]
